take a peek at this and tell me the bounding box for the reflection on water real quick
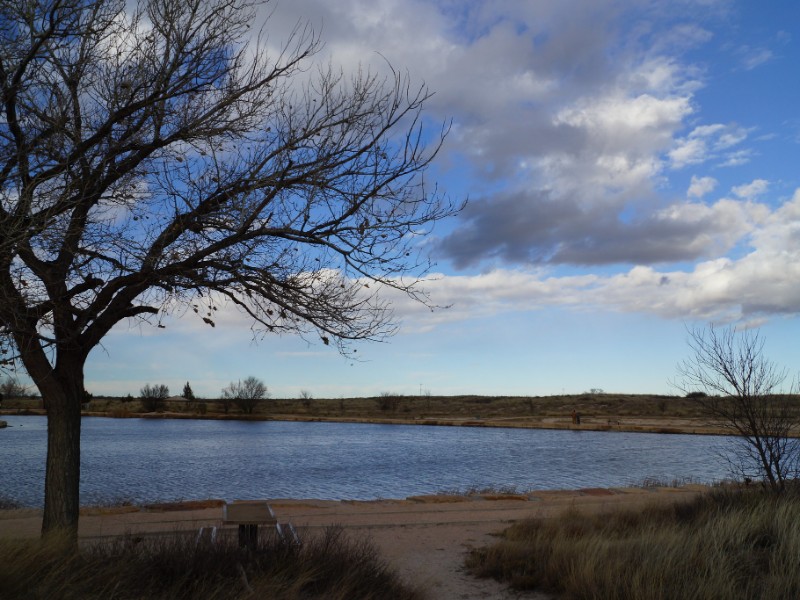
[0,416,733,507]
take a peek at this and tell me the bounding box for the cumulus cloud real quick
[688,175,717,198]
[393,190,800,328]
[132,188,800,340]
[669,123,749,168]
[240,0,788,324]
[253,0,764,274]
[732,179,768,199]
[439,189,763,268]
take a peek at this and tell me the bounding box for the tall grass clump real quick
[466,488,800,599]
[0,526,421,600]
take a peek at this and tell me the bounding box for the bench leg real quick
[238,524,258,549]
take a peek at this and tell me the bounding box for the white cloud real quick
[719,149,753,167]
[104,190,800,352]
[669,123,749,168]
[238,0,776,315]
[739,46,774,70]
[732,179,769,199]
[687,175,717,198]
[669,137,708,168]
[411,190,800,326]
[555,93,692,150]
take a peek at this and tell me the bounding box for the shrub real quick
[221,376,268,415]
[140,384,169,412]
[0,376,27,399]
[0,526,421,600]
[189,401,207,415]
[467,488,800,599]
[377,392,402,412]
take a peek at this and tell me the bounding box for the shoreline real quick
[0,484,713,536]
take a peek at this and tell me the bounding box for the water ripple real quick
[0,416,734,507]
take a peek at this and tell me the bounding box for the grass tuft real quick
[0,526,421,600]
[466,487,800,599]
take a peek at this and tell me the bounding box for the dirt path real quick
[0,486,707,599]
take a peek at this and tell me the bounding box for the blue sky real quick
[85,0,800,399]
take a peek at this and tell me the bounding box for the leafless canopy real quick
[0,0,457,538]
[222,375,267,414]
[0,0,455,375]
[139,382,169,412]
[676,326,800,492]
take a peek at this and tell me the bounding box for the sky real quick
[84,0,800,399]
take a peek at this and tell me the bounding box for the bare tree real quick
[0,375,27,399]
[0,0,456,539]
[139,383,169,412]
[676,326,800,493]
[222,376,267,414]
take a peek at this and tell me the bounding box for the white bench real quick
[223,500,277,549]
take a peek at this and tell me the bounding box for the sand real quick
[0,485,708,599]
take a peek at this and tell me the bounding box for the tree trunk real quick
[40,371,84,541]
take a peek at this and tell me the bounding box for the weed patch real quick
[466,488,800,599]
[0,526,421,600]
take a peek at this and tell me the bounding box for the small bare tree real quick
[676,326,800,493]
[0,376,27,399]
[221,376,267,414]
[139,383,169,412]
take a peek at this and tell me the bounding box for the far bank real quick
[0,392,748,435]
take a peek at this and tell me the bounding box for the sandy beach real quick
[0,485,708,599]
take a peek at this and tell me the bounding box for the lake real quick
[0,416,734,507]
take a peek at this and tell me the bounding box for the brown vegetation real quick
[244,391,710,423]
[467,487,800,599]
[7,390,800,442]
[0,526,421,600]
[7,392,800,436]
[1,391,708,419]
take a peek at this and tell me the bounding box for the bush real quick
[221,376,268,415]
[377,392,402,412]
[189,401,207,415]
[467,488,800,599]
[140,384,169,412]
[0,376,27,399]
[0,526,421,600]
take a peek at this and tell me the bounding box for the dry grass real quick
[3,392,722,419]
[466,488,800,599]
[0,526,422,600]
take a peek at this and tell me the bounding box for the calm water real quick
[0,416,733,507]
